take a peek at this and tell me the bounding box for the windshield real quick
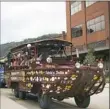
[37,44,72,61]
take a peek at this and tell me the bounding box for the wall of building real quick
[66,1,110,72]
[66,1,110,49]
[86,2,109,44]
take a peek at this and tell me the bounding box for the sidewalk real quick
[1,95,27,109]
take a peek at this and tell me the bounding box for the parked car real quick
[0,62,6,88]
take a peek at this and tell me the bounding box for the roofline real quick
[35,38,72,44]
[10,39,72,52]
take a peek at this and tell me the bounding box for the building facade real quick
[66,1,110,69]
[66,1,109,52]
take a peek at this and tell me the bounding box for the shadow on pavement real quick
[7,93,83,109]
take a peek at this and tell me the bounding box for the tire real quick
[57,96,64,101]
[19,91,26,100]
[38,93,51,109]
[14,88,19,98]
[74,95,90,108]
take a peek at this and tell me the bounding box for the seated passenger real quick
[17,53,21,66]
[12,55,17,67]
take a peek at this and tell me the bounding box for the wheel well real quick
[31,83,42,94]
[11,82,19,89]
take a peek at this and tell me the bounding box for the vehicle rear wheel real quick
[38,93,51,109]
[19,91,26,99]
[74,95,90,108]
[14,88,19,98]
[57,96,64,101]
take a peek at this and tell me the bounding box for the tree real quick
[83,47,96,65]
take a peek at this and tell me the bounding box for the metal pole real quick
[69,1,73,56]
[76,48,79,58]
[69,1,72,43]
[84,1,87,48]
[108,1,110,76]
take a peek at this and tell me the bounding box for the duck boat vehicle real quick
[5,39,106,109]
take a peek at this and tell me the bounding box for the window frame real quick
[71,24,83,38]
[71,1,82,15]
[86,1,97,7]
[87,15,105,34]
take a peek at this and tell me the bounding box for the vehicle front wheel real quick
[74,95,90,108]
[19,91,26,99]
[38,93,51,109]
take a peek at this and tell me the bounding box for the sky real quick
[1,2,66,44]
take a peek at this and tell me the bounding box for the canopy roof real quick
[10,39,72,53]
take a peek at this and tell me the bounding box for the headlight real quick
[75,62,81,68]
[46,56,52,63]
[98,62,103,69]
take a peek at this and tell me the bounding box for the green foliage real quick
[83,47,96,65]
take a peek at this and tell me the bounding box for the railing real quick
[72,40,109,55]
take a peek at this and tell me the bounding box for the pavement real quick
[0,87,109,109]
[1,95,27,109]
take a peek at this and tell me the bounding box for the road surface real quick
[0,87,109,109]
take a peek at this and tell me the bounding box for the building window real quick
[71,1,81,15]
[86,1,97,7]
[71,24,83,38]
[87,15,105,34]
